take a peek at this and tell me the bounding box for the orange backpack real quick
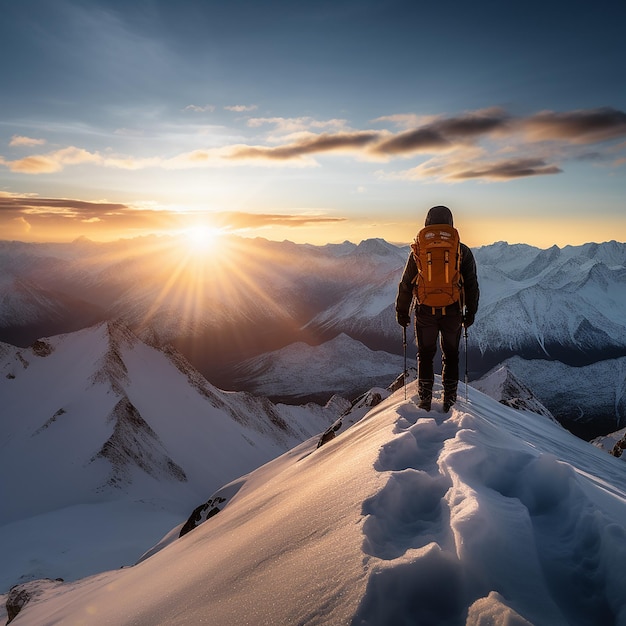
[411,224,463,309]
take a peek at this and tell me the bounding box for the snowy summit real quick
[6,378,626,625]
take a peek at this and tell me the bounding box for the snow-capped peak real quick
[0,322,344,592]
[473,364,558,421]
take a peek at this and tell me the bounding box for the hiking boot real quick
[443,381,457,413]
[442,398,455,413]
[418,379,433,412]
[418,397,432,411]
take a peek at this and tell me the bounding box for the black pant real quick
[415,306,462,388]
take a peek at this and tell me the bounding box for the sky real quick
[0,0,625,248]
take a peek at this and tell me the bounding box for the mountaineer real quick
[395,205,480,412]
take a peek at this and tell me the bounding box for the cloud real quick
[3,147,101,174]
[9,135,46,147]
[184,104,216,113]
[389,156,562,182]
[225,104,258,112]
[247,116,348,135]
[102,155,163,170]
[0,195,150,240]
[227,131,380,161]
[12,216,32,233]
[210,211,347,230]
[0,194,347,241]
[371,108,510,156]
[449,158,563,180]
[2,106,624,182]
[373,127,451,155]
[0,195,130,217]
[370,113,437,129]
[521,107,626,144]
[159,146,305,169]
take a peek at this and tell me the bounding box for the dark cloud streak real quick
[0,197,128,216]
[372,109,511,156]
[0,196,347,241]
[211,211,346,229]
[228,132,380,160]
[450,158,563,181]
[523,107,626,143]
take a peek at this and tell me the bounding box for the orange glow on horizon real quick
[121,233,311,348]
[0,198,624,250]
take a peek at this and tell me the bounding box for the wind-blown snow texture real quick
[7,380,626,626]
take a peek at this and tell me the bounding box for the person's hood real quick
[425,205,454,226]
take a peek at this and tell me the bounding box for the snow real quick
[0,322,344,594]
[501,355,626,434]
[236,333,404,400]
[470,242,626,356]
[8,378,626,626]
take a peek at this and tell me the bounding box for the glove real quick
[396,312,410,328]
[463,311,475,328]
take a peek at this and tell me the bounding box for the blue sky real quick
[1,0,625,247]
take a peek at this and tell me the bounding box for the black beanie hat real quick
[425,205,454,227]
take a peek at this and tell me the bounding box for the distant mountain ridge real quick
[234,333,405,403]
[494,355,626,439]
[1,236,623,366]
[0,235,625,434]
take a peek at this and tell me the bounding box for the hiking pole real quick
[403,325,407,400]
[464,324,469,403]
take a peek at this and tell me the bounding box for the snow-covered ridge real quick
[473,364,557,421]
[497,355,626,438]
[234,332,404,402]
[7,379,626,625]
[0,321,345,592]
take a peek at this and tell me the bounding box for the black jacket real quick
[395,242,479,318]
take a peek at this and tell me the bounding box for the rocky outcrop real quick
[6,579,63,623]
[93,396,187,488]
[179,496,227,537]
[30,340,53,357]
[611,435,626,458]
[474,366,558,422]
[89,322,132,395]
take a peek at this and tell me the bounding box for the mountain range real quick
[1,235,625,436]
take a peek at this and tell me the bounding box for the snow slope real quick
[473,365,557,422]
[499,355,626,438]
[0,322,345,592]
[9,379,626,626]
[235,333,405,401]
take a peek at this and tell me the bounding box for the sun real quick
[183,225,223,254]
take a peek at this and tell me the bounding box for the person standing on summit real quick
[395,205,479,412]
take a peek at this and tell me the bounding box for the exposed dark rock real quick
[30,340,53,357]
[179,496,227,537]
[317,420,342,448]
[475,366,558,423]
[610,435,626,458]
[6,579,64,623]
[93,396,187,488]
[33,408,67,435]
